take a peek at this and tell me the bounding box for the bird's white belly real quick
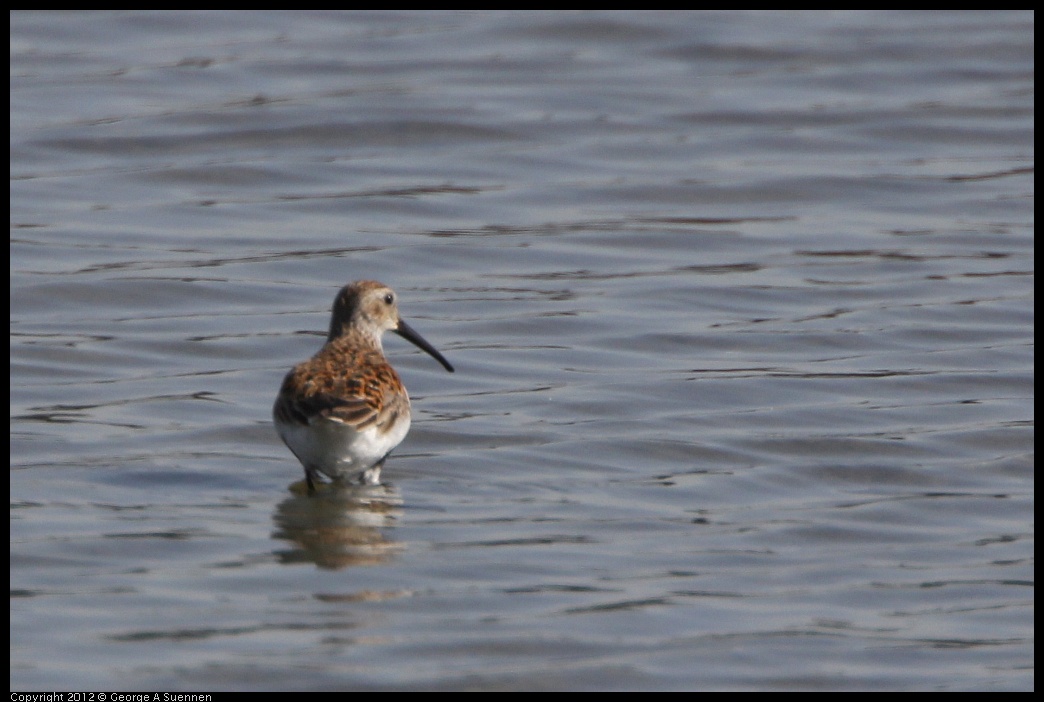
[278,413,411,481]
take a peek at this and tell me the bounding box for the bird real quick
[273,280,454,491]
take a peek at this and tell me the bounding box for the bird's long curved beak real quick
[395,319,455,372]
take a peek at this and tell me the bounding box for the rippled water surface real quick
[10,11,1033,691]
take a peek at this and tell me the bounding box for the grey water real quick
[10,11,1033,691]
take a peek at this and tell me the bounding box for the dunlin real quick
[273,280,454,491]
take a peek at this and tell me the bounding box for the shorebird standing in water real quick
[273,280,454,491]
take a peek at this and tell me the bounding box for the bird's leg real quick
[360,455,388,486]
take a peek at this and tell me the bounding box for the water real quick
[10,10,1033,691]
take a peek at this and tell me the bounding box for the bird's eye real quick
[384,293,394,305]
